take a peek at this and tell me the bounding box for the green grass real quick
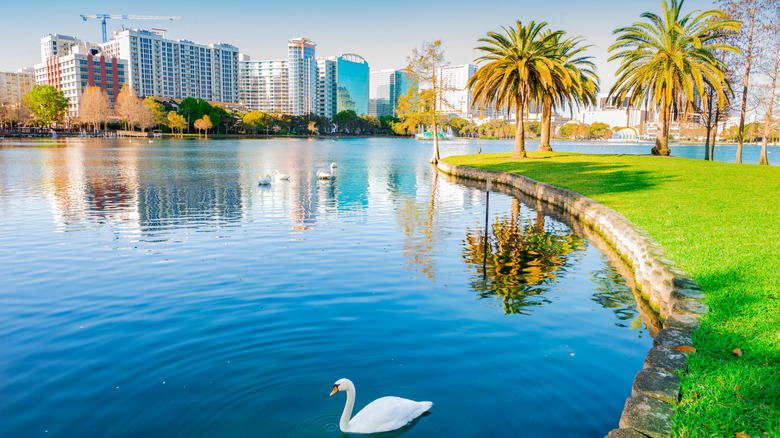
[445,152,780,438]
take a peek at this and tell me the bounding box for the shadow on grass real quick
[466,157,674,197]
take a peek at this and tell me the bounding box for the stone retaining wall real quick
[437,160,707,438]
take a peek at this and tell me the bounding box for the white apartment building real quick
[100,28,239,102]
[316,57,337,119]
[287,38,317,115]
[34,43,127,117]
[40,34,93,61]
[0,68,35,103]
[238,55,289,114]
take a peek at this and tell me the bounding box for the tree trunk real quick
[652,99,671,156]
[737,0,759,164]
[430,118,440,165]
[711,104,721,161]
[759,107,772,165]
[539,95,553,152]
[513,97,526,159]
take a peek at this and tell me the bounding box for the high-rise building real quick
[336,54,369,116]
[0,68,35,104]
[238,55,289,114]
[434,64,506,120]
[316,57,336,119]
[100,28,239,102]
[369,69,408,118]
[40,34,90,62]
[287,38,317,115]
[34,43,127,117]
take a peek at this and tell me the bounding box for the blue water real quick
[0,137,661,437]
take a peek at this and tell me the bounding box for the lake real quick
[0,137,687,437]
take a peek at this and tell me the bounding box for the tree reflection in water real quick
[590,268,643,328]
[462,198,585,315]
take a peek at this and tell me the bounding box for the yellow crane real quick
[80,14,182,43]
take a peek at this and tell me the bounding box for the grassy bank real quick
[445,152,779,438]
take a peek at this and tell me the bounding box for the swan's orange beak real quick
[330,385,339,396]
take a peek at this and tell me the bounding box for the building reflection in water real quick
[39,140,244,241]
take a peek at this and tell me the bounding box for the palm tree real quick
[538,34,600,151]
[608,0,739,156]
[468,21,569,159]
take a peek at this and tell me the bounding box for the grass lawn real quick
[445,151,779,438]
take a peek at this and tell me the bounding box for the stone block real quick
[672,288,705,300]
[644,345,687,373]
[619,394,674,438]
[605,428,651,438]
[653,328,693,349]
[672,299,708,317]
[662,313,701,332]
[672,277,700,290]
[632,367,682,404]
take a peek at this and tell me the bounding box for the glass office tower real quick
[336,54,369,116]
[288,38,317,115]
[369,69,410,118]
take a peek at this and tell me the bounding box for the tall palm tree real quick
[538,34,600,151]
[468,21,569,159]
[608,0,739,156]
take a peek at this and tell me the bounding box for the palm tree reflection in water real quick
[462,198,585,315]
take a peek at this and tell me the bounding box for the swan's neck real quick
[340,387,355,432]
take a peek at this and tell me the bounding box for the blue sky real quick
[1,0,718,93]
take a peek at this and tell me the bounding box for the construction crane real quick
[80,14,182,43]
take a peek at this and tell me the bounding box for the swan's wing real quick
[348,396,432,434]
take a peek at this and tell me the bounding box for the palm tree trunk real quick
[652,99,671,156]
[539,95,553,152]
[513,97,526,159]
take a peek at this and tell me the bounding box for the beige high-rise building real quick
[0,68,35,103]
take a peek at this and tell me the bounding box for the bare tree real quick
[720,0,779,163]
[115,84,141,131]
[79,86,110,132]
[193,114,213,138]
[405,40,452,164]
[129,100,153,133]
[757,21,780,165]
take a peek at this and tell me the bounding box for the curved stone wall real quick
[438,160,707,438]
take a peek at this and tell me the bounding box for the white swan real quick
[274,170,289,180]
[258,174,272,185]
[330,378,432,434]
[317,163,337,179]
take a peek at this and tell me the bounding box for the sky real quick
[0,0,720,95]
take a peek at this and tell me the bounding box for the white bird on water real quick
[329,378,432,434]
[317,163,337,180]
[274,170,289,180]
[258,174,272,185]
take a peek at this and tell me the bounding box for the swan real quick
[317,163,337,179]
[330,378,432,434]
[258,174,272,185]
[274,170,290,180]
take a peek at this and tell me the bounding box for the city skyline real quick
[1,0,719,95]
